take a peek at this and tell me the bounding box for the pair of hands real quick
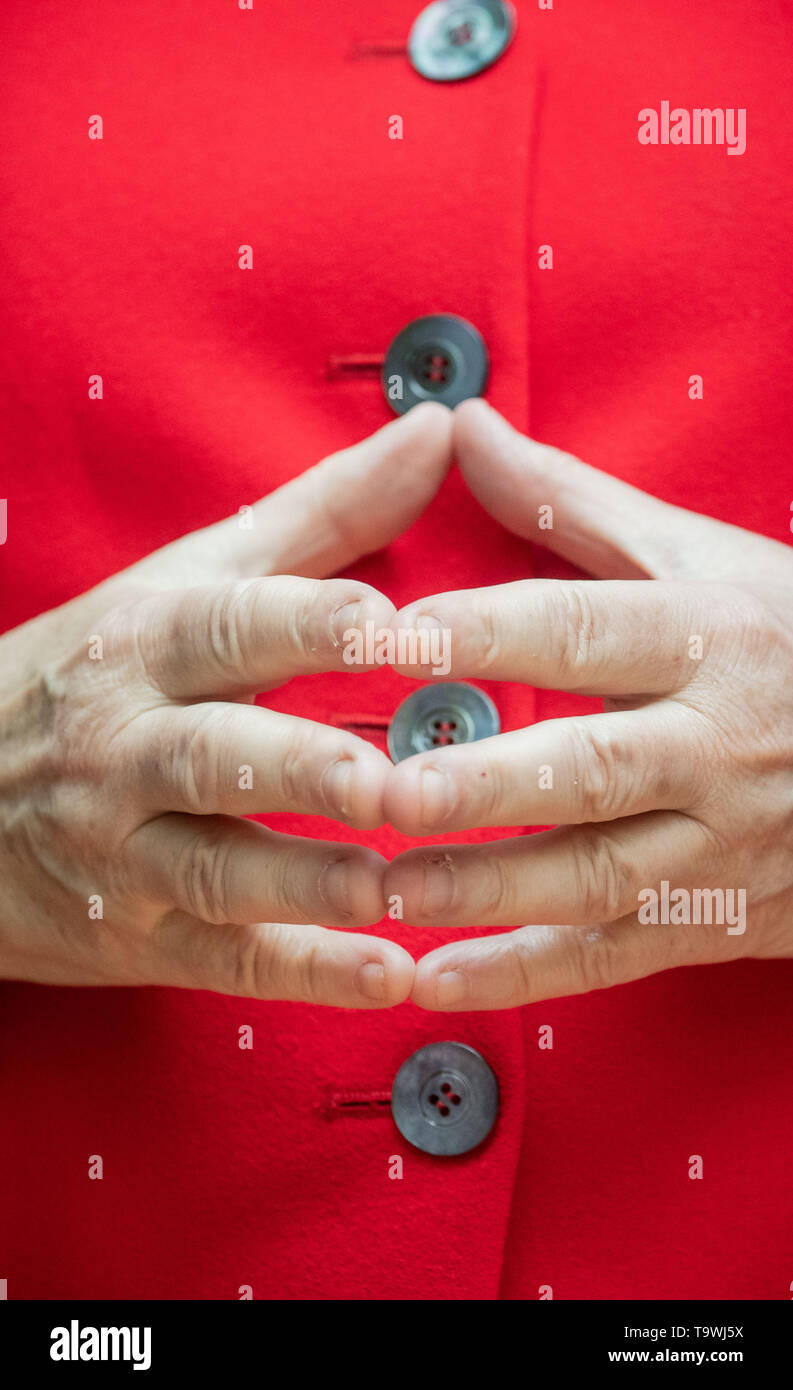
[2,398,792,1011]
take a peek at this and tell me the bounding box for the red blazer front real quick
[1,0,792,1299]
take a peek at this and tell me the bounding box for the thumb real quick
[8,405,453,662]
[410,911,745,1012]
[134,401,454,587]
[453,398,791,582]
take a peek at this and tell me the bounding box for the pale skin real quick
[386,399,793,1007]
[2,397,792,1010]
[0,402,451,1007]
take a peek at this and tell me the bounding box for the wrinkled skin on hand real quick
[0,404,451,1006]
[384,401,793,1010]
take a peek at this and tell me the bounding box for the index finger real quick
[123,575,395,699]
[391,578,716,696]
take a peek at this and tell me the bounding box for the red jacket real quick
[1,0,792,1299]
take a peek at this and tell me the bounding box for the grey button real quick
[387,681,500,763]
[382,314,488,415]
[408,0,516,83]
[392,1042,499,1156]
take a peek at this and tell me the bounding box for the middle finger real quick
[130,702,391,829]
[384,703,706,835]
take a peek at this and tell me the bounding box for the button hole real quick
[327,354,385,380]
[349,40,408,59]
[340,717,390,732]
[337,1098,392,1110]
[320,1087,392,1120]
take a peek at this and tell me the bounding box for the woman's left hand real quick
[384,399,793,1010]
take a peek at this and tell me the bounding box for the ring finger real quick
[127,814,388,927]
[384,811,718,928]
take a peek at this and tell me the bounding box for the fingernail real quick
[321,757,353,819]
[330,600,361,649]
[437,969,469,1007]
[318,857,351,917]
[421,853,456,916]
[420,767,455,827]
[355,960,386,1001]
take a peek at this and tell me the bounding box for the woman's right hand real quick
[0,403,452,1005]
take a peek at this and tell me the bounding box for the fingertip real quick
[452,395,502,445]
[392,399,454,477]
[377,398,453,456]
[453,395,492,424]
[388,596,448,634]
[383,756,457,836]
[383,846,455,923]
[328,580,397,654]
[330,845,389,926]
[402,399,454,432]
[354,940,415,1007]
[411,937,517,1011]
[386,595,468,683]
[331,747,392,830]
[411,955,471,1011]
[382,761,418,835]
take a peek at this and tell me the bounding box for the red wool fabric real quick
[1,0,791,1299]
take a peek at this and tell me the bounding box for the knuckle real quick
[127,591,196,693]
[569,722,630,822]
[177,825,234,925]
[268,847,309,921]
[572,829,632,922]
[293,937,324,1004]
[242,925,323,1003]
[125,598,170,688]
[476,598,502,670]
[571,923,623,992]
[276,724,316,808]
[92,597,140,652]
[691,584,783,688]
[206,581,255,681]
[730,589,786,671]
[552,586,601,688]
[480,852,513,920]
[172,707,234,813]
[505,929,536,1001]
[230,928,273,997]
[279,581,321,663]
[174,729,207,813]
